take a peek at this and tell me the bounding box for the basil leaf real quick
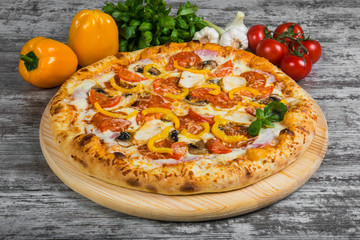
[129,19,141,27]
[177,1,197,16]
[264,105,272,118]
[248,119,263,137]
[256,108,264,120]
[119,38,128,52]
[159,16,175,29]
[119,25,137,39]
[263,119,274,128]
[176,16,188,30]
[266,114,280,122]
[112,12,130,22]
[195,21,207,30]
[117,2,129,12]
[267,102,288,121]
[103,2,116,14]
[170,29,178,41]
[138,22,152,31]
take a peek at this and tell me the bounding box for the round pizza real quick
[49,41,317,195]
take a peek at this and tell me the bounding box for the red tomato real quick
[280,54,312,81]
[301,40,322,63]
[256,39,288,66]
[188,108,215,125]
[91,113,131,132]
[118,66,147,82]
[206,138,232,154]
[88,89,122,108]
[274,22,304,42]
[247,25,267,52]
[171,142,188,160]
[211,60,233,78]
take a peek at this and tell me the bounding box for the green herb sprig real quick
[248,101,288,137]
[103,0,207,52]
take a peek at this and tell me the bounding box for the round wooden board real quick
[39,99,328,222]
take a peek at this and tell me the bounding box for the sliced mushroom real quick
[116,131,132,147]
[169,130,179,142]
[148,67,161,76]
[188,140,209,155]
[92,85,106,94]
[259,94,282,105]
[134,65,144,73]
[202,60,218,70]
[183,95,208,106]
[207,78,221,85]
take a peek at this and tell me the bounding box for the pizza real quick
[49,41,317,195]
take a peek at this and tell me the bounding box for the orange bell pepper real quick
[18,37,78,88]
[68,9,119,67]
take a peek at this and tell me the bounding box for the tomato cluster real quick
[247,23,322,81]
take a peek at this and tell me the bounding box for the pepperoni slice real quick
[241,71,266,90]
[166,52,203,71]
[88,89,122,108]
[188,108,215,125]
[179,115,205,135]
[153,77,181,97]
[210,60,233,78]
[171,142,188,160]
[190,88,235,109]
[118,66,147,82]
[138,145,170,160]
[206,138,232,154]
[132,94,171,110]
[91,113,131,132]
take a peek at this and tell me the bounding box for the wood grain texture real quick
[39,99,327,222]
[1,0,359,239]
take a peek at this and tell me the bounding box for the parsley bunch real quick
[103,0,207,52]
[248,102,288,137]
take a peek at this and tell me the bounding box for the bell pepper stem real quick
[20,54,35,63]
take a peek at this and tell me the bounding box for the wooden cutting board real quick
[39,98,328,222]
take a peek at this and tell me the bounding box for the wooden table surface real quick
[1,0,359,239]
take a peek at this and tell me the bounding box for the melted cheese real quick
[133,120,173,144]
[222,76,246,92]
[179,71,206,88]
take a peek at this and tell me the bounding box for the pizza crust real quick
[49,42,317,195]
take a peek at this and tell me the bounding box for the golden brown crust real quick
[49,42,317,195]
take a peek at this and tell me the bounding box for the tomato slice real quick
[257,85,274,99]
[118,66,147,82]
[206,138,232,154]
[188,108,215,125]
[190,88,235,109]
[152,77,181,97]
[211,60,233,78]
[136,112,164,126]
[88,89,122,108]
[245,107,256,116]
[166,52,203,71]
[91,113,131,132]
[171,142,188,160]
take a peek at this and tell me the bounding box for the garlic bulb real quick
[193,27,220,44]
[219,28,248,50]
[225,11,248,33]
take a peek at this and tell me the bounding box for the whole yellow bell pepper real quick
[68,9,119,67]
[18,37,78,88]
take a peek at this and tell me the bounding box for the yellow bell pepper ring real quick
[211,115,248,143]
[147,126,174,155]
[110,77,144,94]
[141,108,180,129]
[18,37,78,88]
[68,9,119,67]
